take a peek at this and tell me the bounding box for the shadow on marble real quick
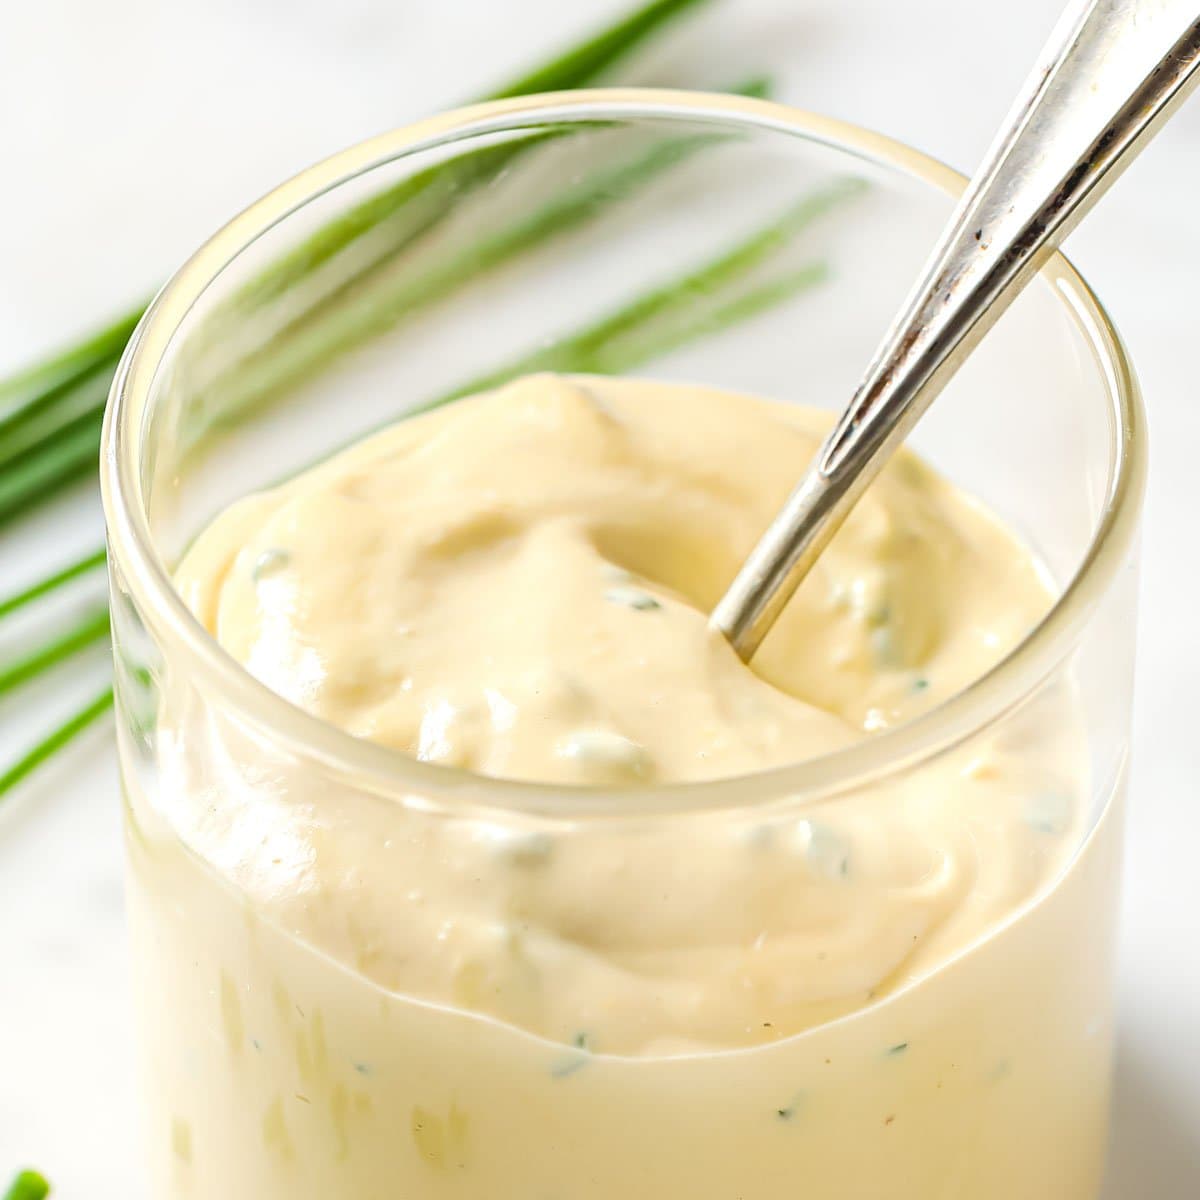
[1103,1038,1200,1198]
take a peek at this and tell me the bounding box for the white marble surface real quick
[1,1,1198,1195]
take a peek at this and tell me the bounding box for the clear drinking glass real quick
[99,91,1144,1200]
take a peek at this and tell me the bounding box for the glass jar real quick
[100,90,1144,1200]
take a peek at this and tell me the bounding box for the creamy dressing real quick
[178,374,1050,788]
[127,374,1115,1197]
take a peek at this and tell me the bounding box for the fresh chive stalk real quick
[0,420,101,524]
[0,547,106,620]
[0,306,144,431]
[0,609,111,698]
[488,0,706,98]
[0,366,117,470]
[218,133,562,323]
[228,68,768,324]
[0,0,715,522]
[400,182,860,418]
[218,69,771,368]
[0,690,114,801]
[239,0,710,308]
[193,95,772,429]
[589,262,830,372]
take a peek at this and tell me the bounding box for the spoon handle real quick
[712,0,1200,660]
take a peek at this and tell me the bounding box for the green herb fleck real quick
[251,547,291,582]
[775,1091,805,1121]
[799,820,851,880]
[886,1042,909,1056]
[354,1061,373,1077]
[605,586,661,611]
[870,624,897,667]
[1025,793,1070,835]
[911,676,930,693]
[490,828,555,868]
[4,1170,50,1200]
[556,729,650,780]
[551,1031,593,1079]
[740,822,775,850]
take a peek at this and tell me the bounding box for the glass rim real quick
[99,88,1147,818]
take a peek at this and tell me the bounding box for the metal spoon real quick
[711,0,1200,660]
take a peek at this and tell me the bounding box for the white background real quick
[1,1,1197,1195]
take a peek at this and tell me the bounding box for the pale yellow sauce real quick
[126,374,1117,1197]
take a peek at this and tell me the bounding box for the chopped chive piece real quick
[0,547,106,620]
[870,624,897,667]
[740,822,776,850]
[0,688,114,801]
[886,1042,909,1056]
[799,819,851,881]
[605,586,662,611]
[490,828,555,867]
[556,728,651,780]
[3,1170,51,1200]
[251,548,292,582]
[551,1031,594,1078]
[911,675,929,692]
[1025,793,1070,834]
[551,1058,590,1079]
